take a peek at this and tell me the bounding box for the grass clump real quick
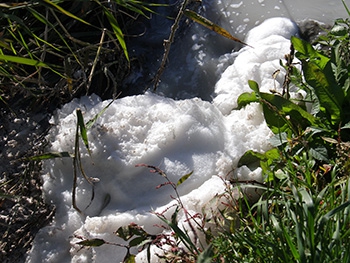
[209,160,350,262]
[0,0,160,111]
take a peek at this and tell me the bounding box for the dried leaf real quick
[184,9,252,47]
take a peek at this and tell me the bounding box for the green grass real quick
[0,0,161,111]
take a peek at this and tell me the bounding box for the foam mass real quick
[26,3,343,261]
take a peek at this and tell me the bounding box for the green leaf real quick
[77,238,105,247]
[76,109,91,155]
[309,147,328,161]
[115,0,156,18]
[115,225,133,241]
[292,36,329,69]
[115,224,148,241]
[299,188,315,212]
[302,61,343,124]
[292,36,344,125]
[259,92,319,134]
[29,151,73,160]
[238,150,265,167]
[177,171,193,186]
[270,132,288,147]
[264,148,280,160]
[238,148,280,181]
[86,99,115,129]
[158,208,198,254]
[280,220,300,260]
[292,36,317,58]
[123,253,136,263]
[342,122,350,129]
[318,200,350,234]
[248,80,260,93]
[342,0,350,17]
[236,92,259,109]
[196,244,214,263]
[129,236,147,247]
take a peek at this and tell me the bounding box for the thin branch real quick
[151,0,189,91]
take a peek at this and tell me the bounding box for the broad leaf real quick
[236,92,259,109]
[248,79,260,93]
[238,148,279,167]
[302,61,343,125]
[292,36,344,125]
[309,146,328,161]
[259,92,319,134]
[238,150,266,167]
[292,36,329,69]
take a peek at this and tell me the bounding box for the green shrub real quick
[208,5,350,262]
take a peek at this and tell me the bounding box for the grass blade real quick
[177,171,193,186]
[102,7,129,61]
[342,0,350,16]
[76,108,91,156]
[0,54,50,67]
[42,0,91,26]
[29,152,73,160]
[184,9,252,47]
[86,98,116,129]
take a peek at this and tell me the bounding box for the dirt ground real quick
[0,107,55,263]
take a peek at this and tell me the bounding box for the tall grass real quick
[0,0,160,110]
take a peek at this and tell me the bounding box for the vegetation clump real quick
[205,7,350,262]
[0,0,160,112]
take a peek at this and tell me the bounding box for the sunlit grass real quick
[0,0,162,110]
